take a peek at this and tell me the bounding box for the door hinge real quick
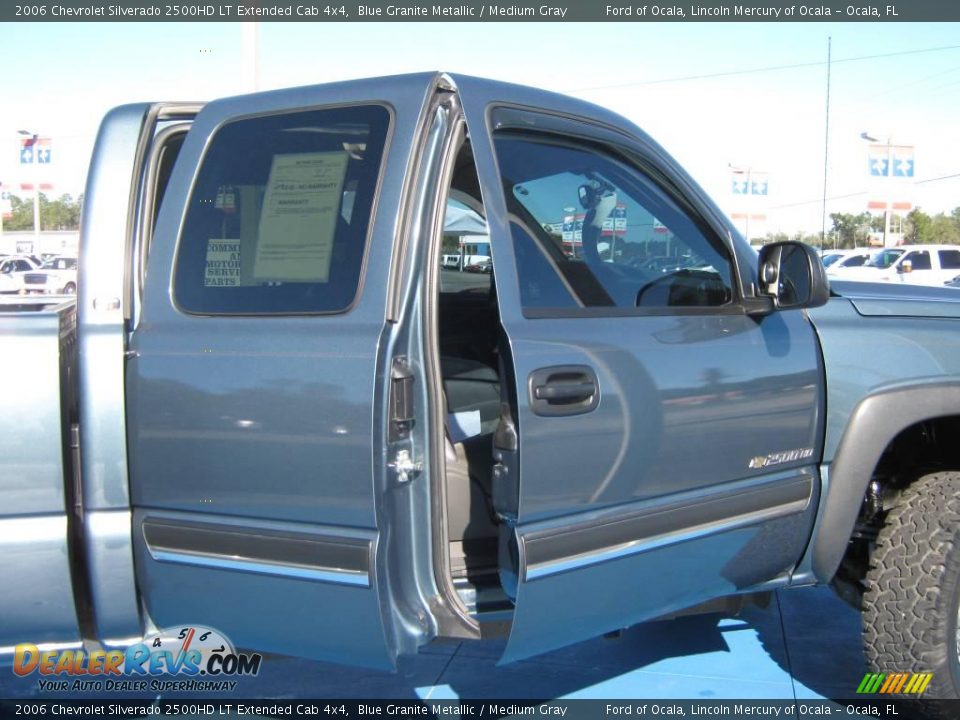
[388,449,422,484]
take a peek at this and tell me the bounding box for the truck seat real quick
[440,356,500,437]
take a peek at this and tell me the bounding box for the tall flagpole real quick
[821,36,832,250]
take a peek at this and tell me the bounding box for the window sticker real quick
[253,151,349,283]
[204,239,241,287]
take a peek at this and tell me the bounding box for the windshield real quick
[865,249,905,269]
[821,253,844,267]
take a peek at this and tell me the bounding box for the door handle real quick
[528,365,600,417]
[533,381,596,402]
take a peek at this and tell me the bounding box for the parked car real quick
[0,255,42,294]
[827,248,901,281]
[836,244,960,286]
[631,255,697,273]
[464,258,492,273]
[21,256,78,295]
[821,248,872,276]
[819,250,845,267]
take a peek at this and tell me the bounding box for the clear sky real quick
[2,20,959,236]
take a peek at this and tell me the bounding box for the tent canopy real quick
[443,205,487,236]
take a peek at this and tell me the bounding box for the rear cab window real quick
[173,105,390,315]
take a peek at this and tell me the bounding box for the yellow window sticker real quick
[253,151,349,283]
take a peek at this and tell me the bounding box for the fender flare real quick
[812,381,960,581]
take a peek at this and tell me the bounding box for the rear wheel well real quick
[833,415,960,608]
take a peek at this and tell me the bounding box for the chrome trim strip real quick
[0,641,82,656]
[142,518,372,588]
[149,549,370,587]
[522,470,813,581]
[101,635,147,650]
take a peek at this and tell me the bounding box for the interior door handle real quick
[528,365,600,417]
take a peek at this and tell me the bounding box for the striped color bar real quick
[857,672,933,695]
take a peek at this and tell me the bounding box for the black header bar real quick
[3,1,959,23]
[0,698,952,718]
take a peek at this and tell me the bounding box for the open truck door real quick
[79,102,201,649]
[454,75,825,663]
[124,75,445,668]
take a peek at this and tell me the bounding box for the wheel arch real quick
[812,380,960,582]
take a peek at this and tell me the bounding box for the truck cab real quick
[6,73,843,673]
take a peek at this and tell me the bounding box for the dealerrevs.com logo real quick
[13,625,262,693]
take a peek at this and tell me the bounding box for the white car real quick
[835,245,960,286]
[21,256,78,295]
[822,249,873,277]
[819,250,846,267]
[0,256,42,294]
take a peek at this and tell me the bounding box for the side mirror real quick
[900,260,913,273]
[755,241,830,311]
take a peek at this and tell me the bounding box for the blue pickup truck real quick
[4,73,960,699]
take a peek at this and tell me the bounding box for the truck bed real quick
[0,299,82,649]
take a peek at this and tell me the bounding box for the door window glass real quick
[492,133,734,312]
[173,105,390,315]
[939,249,960,270]
[904,251,931,271]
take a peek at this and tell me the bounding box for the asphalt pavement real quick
[0,586,865,702]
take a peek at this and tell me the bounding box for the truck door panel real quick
[128,75,440,668]
[454,76,823,662]
[79,103,199,647]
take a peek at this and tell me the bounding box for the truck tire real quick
[863,471,960,699]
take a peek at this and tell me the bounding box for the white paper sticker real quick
[204,239,241,287]
[447,410,482,444]
[253,151,349,282]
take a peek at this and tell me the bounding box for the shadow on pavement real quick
[0,588,863,702]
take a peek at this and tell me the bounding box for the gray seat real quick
[440,356,500,437]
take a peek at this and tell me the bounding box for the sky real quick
[1,19,959,237]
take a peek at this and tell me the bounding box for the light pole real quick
[17,130,42,248]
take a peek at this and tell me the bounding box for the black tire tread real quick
[863,471,960,701]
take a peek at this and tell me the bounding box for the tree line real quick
[830,207,960,248]
[763,207,960,249]
[2,192,83,231]
[7,191,960,249]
